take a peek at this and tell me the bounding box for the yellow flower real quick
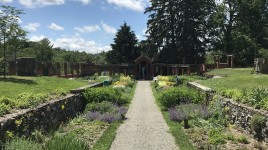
[15,119,23,126]
[5,131,13,139]
[61,105,65,110]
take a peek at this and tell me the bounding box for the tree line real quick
[143,0,268,66]
[1,0,268,73]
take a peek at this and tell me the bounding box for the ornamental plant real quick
[158,87,203,109]
[83,87,128,105]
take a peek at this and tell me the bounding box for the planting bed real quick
[152,75,268,149]
[1,75,136,150]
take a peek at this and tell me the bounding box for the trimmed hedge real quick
[83,87,128,105]
[158,87,203,109]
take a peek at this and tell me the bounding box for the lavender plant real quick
[84,101,128,123]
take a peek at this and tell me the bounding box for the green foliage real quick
[158,87,203,109]
[208,128,226,145]
[208,97,227,127]
[250,114,265,132]
[4,137,41,150]
[0,102,11,116]
[44,134,89,150]
[83,87,127,105]
[236,135,249,144]
[106,22,139,64]
[15,92,47,109]
[145,0,215,64]
[85,101,116,113]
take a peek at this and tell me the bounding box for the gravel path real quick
[110,81,178,150]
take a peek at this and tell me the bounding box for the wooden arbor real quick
[134,55,153,80]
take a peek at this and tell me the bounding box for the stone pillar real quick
[98,66,101,76]
[214,55,219,68]
[47,62,53,76]
[70,63,74,77]
[56,63,61,77]
[8,61,17,75]
[36,62,43,76]
[187,67,191,75]
[64,63,68,76]
[160,66,163,75]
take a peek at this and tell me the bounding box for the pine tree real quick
[145,0,215,64]
[106,22,139,64]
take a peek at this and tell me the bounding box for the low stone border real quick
[0,83,102,144]
[187,82,268,142]
[70,82,103,94]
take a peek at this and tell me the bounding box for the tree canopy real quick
[106,22,139,64]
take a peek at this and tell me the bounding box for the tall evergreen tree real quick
[106,22,139,64]
[145,0,215,64]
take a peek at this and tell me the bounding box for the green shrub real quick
[0,103,11,116]
[236,135,249,144]
[226,133,235,141]
[83,87,127,105]
[84,101,116,113]
[15,93,47,109]
[44,134,89,150]
[0,96,15,106]
[250,114,265,132]
[4,137,41,150]
[208,128,226,145]
[0,96,14,116]
[158,87,203,109]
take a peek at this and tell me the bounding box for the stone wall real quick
[0,94,85,143]
[188,82,268,142]
[222,97,268,142]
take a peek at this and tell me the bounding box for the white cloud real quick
[49,22,64,31]
[107,0,149,12]
[0,0,13,3]
[51,35,111,53]
[24,23,40,32]
[30,35,46,41]
[78,0,91,5]
[18,0,64,8]
[74,25,100,33]
[101,20,116,34]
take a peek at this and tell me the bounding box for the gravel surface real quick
[110,81,178,150]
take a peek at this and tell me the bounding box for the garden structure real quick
[6,55,234,80]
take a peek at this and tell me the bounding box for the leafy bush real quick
[208,128,226,145]
[4,137,41,150]
[250,114,265,132]
[85,101,117,113]
[83,87,127,105]
[0,103,11,116]
[44,134,89,150]
[15,93,47,109]
[84,101,128,123]
[168,104,210,122]
[158,87,203,109]
[236,135,249,144]
[0,96,14,116]
[208,97,227,127]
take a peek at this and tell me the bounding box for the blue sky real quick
[0,0,150,53]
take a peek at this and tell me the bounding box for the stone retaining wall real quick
[221,97,268,142]
[188,82,268,142]
[0,82,103,144]
[0,94,85,142]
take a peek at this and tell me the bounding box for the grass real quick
[0,76,88,99]
[92,122,121,150]
[197,68,268,91]
[150,82,195,150]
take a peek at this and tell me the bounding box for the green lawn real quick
[197,68,268,91]
[0,76,88,99]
